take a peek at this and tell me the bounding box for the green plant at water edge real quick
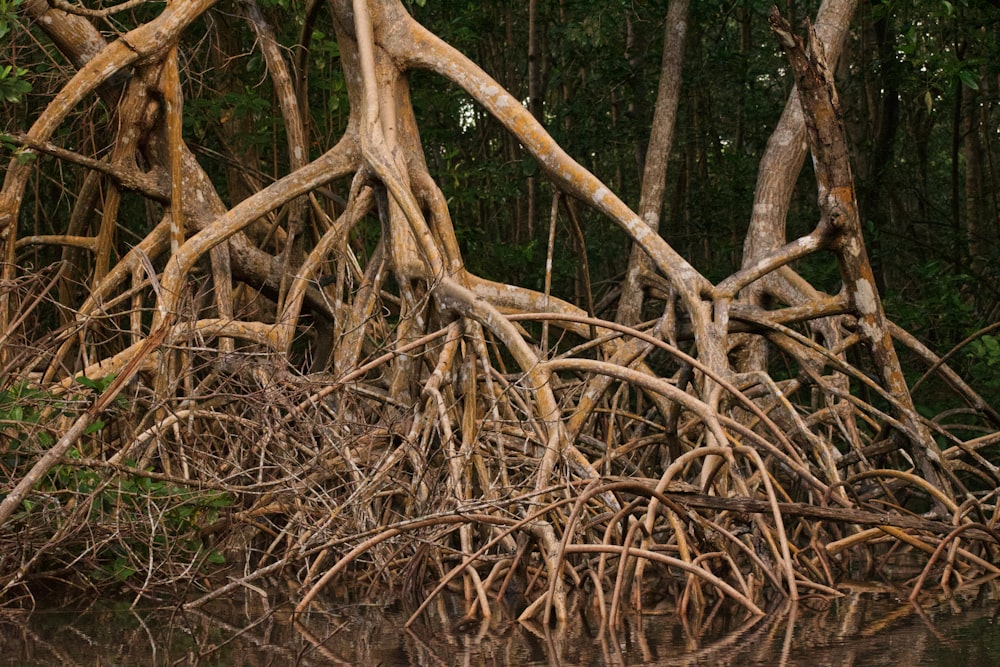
[25,453,235,584]
[2,378,232,587]
[83,475,233,583]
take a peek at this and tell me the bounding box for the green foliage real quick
[0,133,35,164]
[81,474,233,583]
[1,381,58,459]
[185,89,271,147]
[75,373,117,393]
[969,334,1000,365]
[0,0,31,102]
[22,452,234,584]
[0,0,22,40]
[886,261,976,349]
[2,379,230,585]
[966,334,1000,398]
[0,64,31,102]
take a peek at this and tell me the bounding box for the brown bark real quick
[768,9,951,494]
[616,0,689,327]
[734,0,857,375]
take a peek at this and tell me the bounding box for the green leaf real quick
[112,557,136,581]
[958,69,979,91]
[207,494,233,508]
[75,374,116,392]
[84,419,105,435]
[75,376,100,390]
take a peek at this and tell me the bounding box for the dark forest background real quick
[4,1,998,383]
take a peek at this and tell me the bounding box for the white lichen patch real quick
[845,236,860,256]
[796,235,817,251]
[859,319,877,339]
[854,278,877,315]
[631,222,650,241]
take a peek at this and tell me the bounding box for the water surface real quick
[2,585,998,665]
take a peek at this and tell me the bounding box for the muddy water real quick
[2,586,998,666]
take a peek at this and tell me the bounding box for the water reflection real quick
[2,584,998,665]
